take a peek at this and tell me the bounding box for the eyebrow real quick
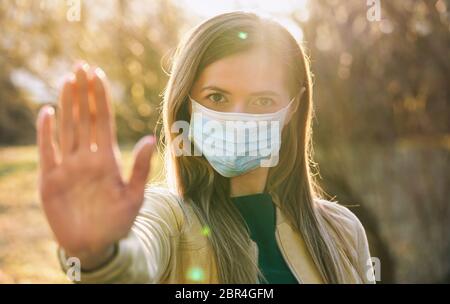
[201,86,281,97]
[201,86,231,94]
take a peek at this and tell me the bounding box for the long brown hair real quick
[161,11,359,283]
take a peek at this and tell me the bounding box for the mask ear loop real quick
[284,86,306,126]
[287,86,306,113]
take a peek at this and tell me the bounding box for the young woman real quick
[37,11,374,284]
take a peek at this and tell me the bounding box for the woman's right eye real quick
[207,93,226,104]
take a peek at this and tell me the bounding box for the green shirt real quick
[231,193,298,284]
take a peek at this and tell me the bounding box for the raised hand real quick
[37,62,155,268]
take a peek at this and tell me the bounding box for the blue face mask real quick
[188,93,300,178]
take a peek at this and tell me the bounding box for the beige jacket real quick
[58,187,375,284]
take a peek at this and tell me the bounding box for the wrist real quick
[65,244,117,271]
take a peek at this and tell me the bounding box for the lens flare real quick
[238,31,248,40]
[187,267,205,282]
[201,225,211,236]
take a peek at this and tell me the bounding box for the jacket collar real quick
[274,206,324,283]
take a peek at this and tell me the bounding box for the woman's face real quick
[190,48,292,115]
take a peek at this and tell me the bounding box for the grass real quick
[0,145,164,283]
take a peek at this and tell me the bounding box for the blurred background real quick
[0,0,448,283]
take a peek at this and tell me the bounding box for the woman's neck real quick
[230,167,269,197]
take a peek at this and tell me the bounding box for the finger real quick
[74,62,92,151]
[58,74,76,159]
[127,136,156,203]
[91,67,116,151]
[37,105,58,174]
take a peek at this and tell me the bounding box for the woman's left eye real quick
[253,97,274,107]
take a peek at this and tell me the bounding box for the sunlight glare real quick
[179,0,309,41]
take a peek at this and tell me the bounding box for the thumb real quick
[127,135,156,202]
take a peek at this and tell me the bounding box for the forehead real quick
[193,48,289,96]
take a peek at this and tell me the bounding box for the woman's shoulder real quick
[314,198,366,244]
[315,198,375,283]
